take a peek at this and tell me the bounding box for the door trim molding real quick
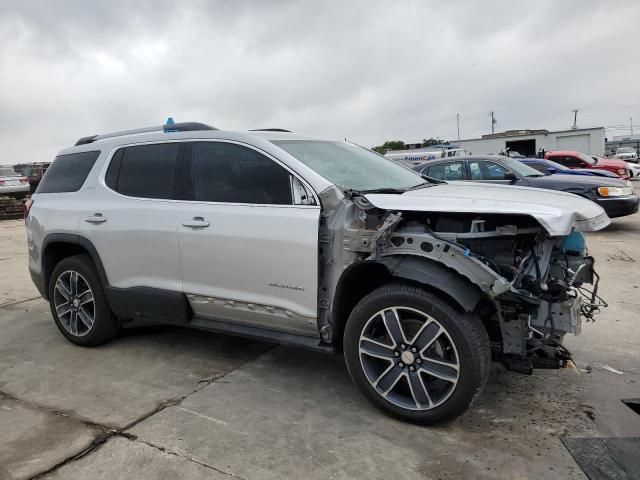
[186,293,318,337]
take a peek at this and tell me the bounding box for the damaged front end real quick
[378,211,607,373]
[321,189,607,374]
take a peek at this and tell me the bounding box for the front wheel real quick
[343,283,490,425]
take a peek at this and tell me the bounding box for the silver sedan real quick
[0,166,30,198]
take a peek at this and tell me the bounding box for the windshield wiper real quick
[407,174,447,190]
[345,187,406,196]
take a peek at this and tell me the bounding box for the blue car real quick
[520,158,619,178]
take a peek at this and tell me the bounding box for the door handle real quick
[84,214,106,224]
[181,217,210,228]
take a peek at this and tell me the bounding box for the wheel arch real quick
[330,256,486,349]
[41,233,109,300]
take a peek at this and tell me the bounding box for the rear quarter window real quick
[36,151,100,193]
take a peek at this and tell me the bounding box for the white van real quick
[385,148,467,165]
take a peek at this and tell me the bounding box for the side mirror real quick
[503,172,518,182]
[545,167,557,174]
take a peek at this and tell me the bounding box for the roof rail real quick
[74,122,218,146]
[249,128,292,133]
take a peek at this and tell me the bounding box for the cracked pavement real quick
[1,186,640,479]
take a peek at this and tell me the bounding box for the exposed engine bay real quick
[319,192,607,374]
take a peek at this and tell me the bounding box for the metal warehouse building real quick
[456,127,605,157]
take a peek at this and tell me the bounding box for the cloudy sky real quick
[1,0,639,163]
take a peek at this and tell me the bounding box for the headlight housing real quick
[598,186,633,197]
[617,168,628,175]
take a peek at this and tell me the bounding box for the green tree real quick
[372,140,406,154]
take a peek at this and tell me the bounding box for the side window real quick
[427,162,464,180]
[188,142,292,205]
[526,162,547,173]
[36,151,100,193]
[468,161,509,180]
[552,156,583,168]
[106,143,179,199]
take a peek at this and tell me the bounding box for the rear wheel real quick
[343,283,490,424]
[48,255,118,347]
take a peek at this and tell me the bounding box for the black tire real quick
[48,254,118,347]
[343,282,490,425]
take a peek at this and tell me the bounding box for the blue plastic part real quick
[562,230,586,254]
[163,117,177,133]
[464,248,471,256]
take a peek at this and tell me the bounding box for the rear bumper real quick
[596,195,639,218]
[29,268,47,299]
[0,185,30,196]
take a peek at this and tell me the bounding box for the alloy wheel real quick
[53,270,95,337]
[358,306,460,411]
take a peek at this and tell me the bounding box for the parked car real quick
[544,150,630,179]
[522,158,619,178]
[626,162,640,179]
[27,121,610,425]
[13,162,51,192]
[413,155,638,218]
[615,147,638,163]
[0,166,30,199]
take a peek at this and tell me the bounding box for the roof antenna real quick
[163,117,177,133]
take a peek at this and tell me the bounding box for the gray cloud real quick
[0,0,639,163]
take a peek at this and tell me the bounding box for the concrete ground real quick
[1,193,639,479]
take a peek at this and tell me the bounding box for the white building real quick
[456,127,605,157]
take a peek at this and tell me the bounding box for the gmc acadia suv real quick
[26,121,609,424]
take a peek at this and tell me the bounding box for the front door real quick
[177,141,321,336]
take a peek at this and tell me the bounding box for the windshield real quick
[500,157,544,177]
[273,140,425,191]
[575,152,595,165]
[618,147,635,153]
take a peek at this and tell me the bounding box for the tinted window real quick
[524,161,547,173]
[37,151,100,193]
[427,162,464,180]
[468,160,510,180]
[551,156,584,168]
[188,142,292,204]
[108,143,179,199]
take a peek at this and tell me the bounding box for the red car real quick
[545,150,630,179]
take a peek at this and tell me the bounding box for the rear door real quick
[177,141,321,336]
[80,143,182,296]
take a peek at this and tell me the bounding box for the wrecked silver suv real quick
[26,123,609,425]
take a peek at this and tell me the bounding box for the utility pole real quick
[456,113,460,141]
[490,111,496,134]
[631,117,634,135]
[572,109,579,129]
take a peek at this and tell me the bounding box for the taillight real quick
[24,198,33,224]
[20,177,28,184]
[0,179,5,185]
